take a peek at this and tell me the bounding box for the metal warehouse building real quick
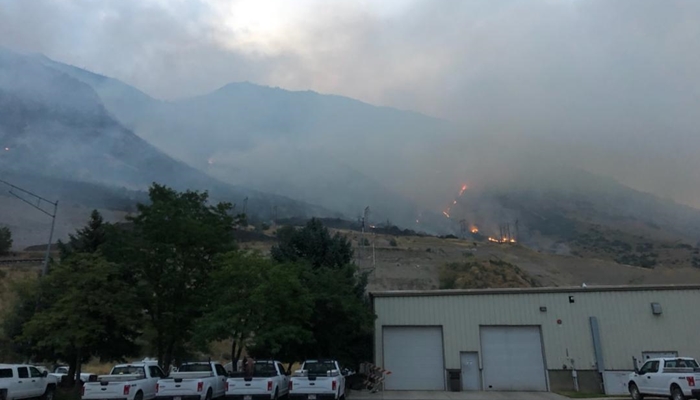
[371,285,700,394]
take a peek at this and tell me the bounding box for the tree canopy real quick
[0,226,12,255]
[3,186,375,374]
[194,252,313,365]
[271,218,374,367]
[58,210,108,258]
[271,218,353,269]
[20,253,141,385]
[110,184,236,371]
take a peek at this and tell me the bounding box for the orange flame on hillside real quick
[488,237,516,244]
[459,184,468,196]
[471,227,479,234]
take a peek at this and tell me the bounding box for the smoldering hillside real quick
[41,51,700,250]
[2,48,700,257]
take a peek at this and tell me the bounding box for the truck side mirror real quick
[42,371,48,378]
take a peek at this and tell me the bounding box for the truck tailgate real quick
[83,381,133,399]
[291,377,338,394]
[226,378,273,397]
[157,379,204,398]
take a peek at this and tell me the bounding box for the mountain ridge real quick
[5,50,700,266]
[0,48,326,220]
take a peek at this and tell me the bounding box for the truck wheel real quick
[205,388,212,400]
[134,391,143,400]
[273,388,278,400]
[629,383,643,400]
[671,385,685,400]
[41,386,55,400]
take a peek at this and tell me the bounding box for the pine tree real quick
[58,210,107,258]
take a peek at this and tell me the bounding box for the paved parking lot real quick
[348,391,573,400]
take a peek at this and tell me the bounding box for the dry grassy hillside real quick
[237,228,700,291]
[3,227,700,312]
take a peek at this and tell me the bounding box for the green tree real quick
[2,279,46,362]
[19,253,141,387]
[0,226,12,255]
[58,210,108,258]
[112,184,236,371]
[271,219,374,367]
[271,218,353,269]
[194,252,313,366]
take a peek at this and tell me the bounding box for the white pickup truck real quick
[225,360,289,400]
[82,361,166,400]
[289,360,346,400]
[156,362,228,400]
[0,364,59,400]
[628,357,700,400]
[50,366,98,385]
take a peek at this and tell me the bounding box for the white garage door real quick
[480,326,548,391]
[383,327,445,390]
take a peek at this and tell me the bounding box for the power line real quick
[0,179,58,276]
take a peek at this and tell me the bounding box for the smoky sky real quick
[1,0,700,208]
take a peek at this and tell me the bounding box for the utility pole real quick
[372,227,376,269]
[358,216,364,268]
[0,179,58,276]
[360,206,370,268]
[364,208,373,268]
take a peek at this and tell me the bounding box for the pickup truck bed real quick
[82,362,165,400]
[225,361,289,400]
[156,363,227,400]
[289,361,345,400]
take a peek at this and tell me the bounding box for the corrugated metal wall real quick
[374,289,700,371]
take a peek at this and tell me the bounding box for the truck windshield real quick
[0,369,13,378]
[305,362,336,375]
[178,364,211,372]
[56,367,68,374]
[111,366,145,376]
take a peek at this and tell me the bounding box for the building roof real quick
[370,284,700,298]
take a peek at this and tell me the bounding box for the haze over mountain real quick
[3,0,700,210]
[1,0,700,260]
[14,50,699,255]
[0,49,323,223]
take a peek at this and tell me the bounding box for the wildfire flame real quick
[471,227,479,234]
[442,211,451,218]
[459,184,468,196]
[488,237,516,244]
